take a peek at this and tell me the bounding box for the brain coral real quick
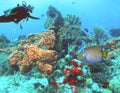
[8,30,58,74]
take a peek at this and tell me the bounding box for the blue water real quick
[0,0,120,41]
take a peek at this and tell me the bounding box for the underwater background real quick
[0,0,120,93]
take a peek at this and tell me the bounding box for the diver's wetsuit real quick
[10,6,30,23]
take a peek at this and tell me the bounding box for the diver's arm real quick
[28,14,40,20]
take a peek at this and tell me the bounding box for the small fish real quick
[84,28,89,32]
[72,2,75,4]
[104,43,112,49]
[20,24,23,30]
[77,54,84,59]
[81,46,108,64]
[41,14,45,17]
[26,17,29,21]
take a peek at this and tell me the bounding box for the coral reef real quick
[109,28,120,37]
[18,30,56,50]
[0,34,10,48]
[45,6,91,58]
[0,52,12,76]
[92,26,107,45]
[58,14,85,42]
[103,38,120,93]
[109,75,120,93]
[90,63,111,84]
[8,30,58,74]
[51,59,85,93]
[18,35,26,40]
[93,26,105,44]
[0,72,49,93]
[55,14,89,57]
[45,6,64,32]
[0,34,10,43]
[64,14,81,26]
[106,38,120,59]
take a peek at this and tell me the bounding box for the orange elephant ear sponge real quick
[8,30,58,74]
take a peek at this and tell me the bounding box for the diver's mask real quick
[27,5,34,13]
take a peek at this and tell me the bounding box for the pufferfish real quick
[77,46,108,64]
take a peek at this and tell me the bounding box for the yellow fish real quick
[77,53,84,59]
[79,46,108,64]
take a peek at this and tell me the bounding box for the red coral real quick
[51,59,83,93]
[73,87,78,93]
[63,76,77,85]
[63,67,83,85]
[70,67,83,76]
[51,80,59,87]
[71,59,78,67]
[70,50,77,58]
[64,68,71,75]
[64,67,83,77]
[102,82,109,88]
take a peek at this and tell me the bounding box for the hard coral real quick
[8,30,58,74]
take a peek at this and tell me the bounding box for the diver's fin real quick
[29,15,40,20]
[26,17,28,21]
[0,15,14,22]
[0,12,17,23]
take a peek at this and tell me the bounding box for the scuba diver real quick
[0,1,40,28]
